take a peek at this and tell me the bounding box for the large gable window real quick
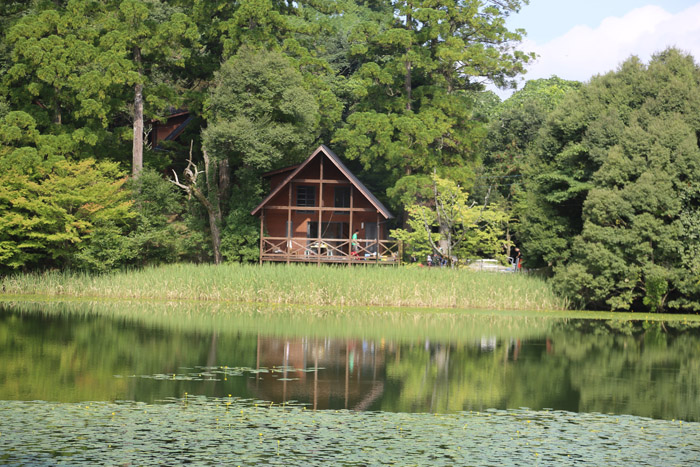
[334,186,350,208]
[296,186,315,209]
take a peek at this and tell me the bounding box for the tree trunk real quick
[191,185,223,264]
[202,149,223,264]
[402,165,413,229]
[404,6,413,111]
[438,224,449,259]
[505,226,512,259]
[132,45,144,178]
[170,144,223,264]
[218,159,231,217]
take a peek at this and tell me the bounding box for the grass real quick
[1,263,569,311]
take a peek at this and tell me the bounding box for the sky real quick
[497,0,700,96]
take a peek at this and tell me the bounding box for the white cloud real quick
[514,4,700,90]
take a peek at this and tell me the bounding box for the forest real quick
[1,0,699,313]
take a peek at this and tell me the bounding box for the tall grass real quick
[1,263,569,311]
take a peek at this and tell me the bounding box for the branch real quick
[170,140,203,197]
[420,206,441,255]
[474,184,493,224]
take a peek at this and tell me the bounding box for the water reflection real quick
[1,303,699,421]
[250,337,388,411]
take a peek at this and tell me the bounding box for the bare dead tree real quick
[171,141,223,264]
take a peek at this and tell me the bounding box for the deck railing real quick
[261,237,399,264]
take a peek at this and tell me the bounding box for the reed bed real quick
[1,263,569,311]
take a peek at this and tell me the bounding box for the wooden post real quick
[349,186,354,265]
[317,156,323,265]
[259,209,264,265]
[376,212,380,264]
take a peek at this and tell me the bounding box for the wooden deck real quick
[260,237,399,264]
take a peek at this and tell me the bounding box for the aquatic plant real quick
[0,398,697,465]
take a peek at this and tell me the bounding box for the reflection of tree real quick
[0,308,258,403]
[380,321,700,420]
[2,301,700,421]
[382,342,511,413]
[548,320,700,421]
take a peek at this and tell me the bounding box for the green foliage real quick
[204,46,319,171]
[0,155,134,272]
[126,168,187,266]
[334,0,534,210]
[478,77,581,264]
[391,174,508,264]
[220,180,262,263]
[2,1,136,160]
[0,113,186,272]
[523,48,700,312]
[201,47,321,262]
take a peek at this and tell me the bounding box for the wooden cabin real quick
[150,109,194,149]
[251,145,398,264]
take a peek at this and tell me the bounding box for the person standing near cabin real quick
[514,248,522,272]
[352,229,359,254]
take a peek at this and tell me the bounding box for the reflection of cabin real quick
[250,336,387,411]
[251,145,398,264]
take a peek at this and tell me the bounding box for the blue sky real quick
[497,0,700,95]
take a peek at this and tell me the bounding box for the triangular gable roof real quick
[251,145,394,219]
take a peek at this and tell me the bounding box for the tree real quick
[333,0,534,215]
[3,0,137,162]
[522,48,700,312]
[0,151,134,272]
[479,77,581,261]
[0,109,186,272]
[171,143,224,263]
[391,173,507,265]
[195,46,320,263]
[99,0,199,176]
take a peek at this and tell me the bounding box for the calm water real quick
[1,301,699,421]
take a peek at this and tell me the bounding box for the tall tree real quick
[333,0,534,215]
[3,0,201,175]
[3,0,136,161]
[522,48,700,312]
[479,77,581,260]
[99,0,199,176]
[391,173,507,265]
[190,47,320,263]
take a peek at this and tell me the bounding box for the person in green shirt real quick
[352,229,359,255]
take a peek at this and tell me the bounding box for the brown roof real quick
[261,164,300,178]
[251,145,394,219]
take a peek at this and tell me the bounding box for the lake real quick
[1,300,699,465]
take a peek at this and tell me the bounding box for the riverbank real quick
[1,263,568,311]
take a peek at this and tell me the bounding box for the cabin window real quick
[296,185,315,211]
[334,186,350,209]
